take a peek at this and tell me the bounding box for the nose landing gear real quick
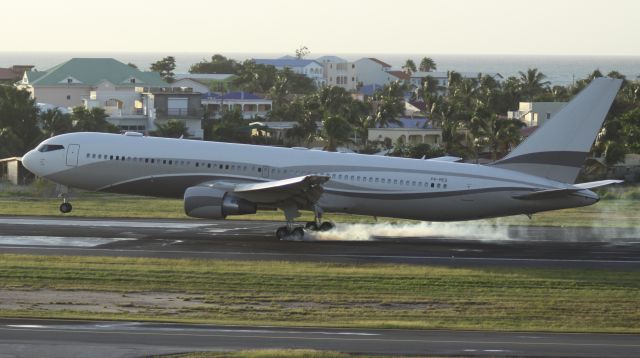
[59,201,72,213]
[58,189,72,214]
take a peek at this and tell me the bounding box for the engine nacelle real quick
[184,186,257,219]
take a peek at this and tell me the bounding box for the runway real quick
[1,318,639,358]
[0,216,639,268]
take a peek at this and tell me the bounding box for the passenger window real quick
[98,154,102,159]
[350,175,354,180]
[443,184,447,189]
[431,183,435,188]
[332,174,336,178]
[394,179,398,184]
[225,165,229,170]
[338,174,343,179]
[437,183,441,188]
[86,153,90,158]
[195,163,199,167]
[110,155,114,160]
[207,163,211,168]
[151,159,155,163]
[400,180,404,185]
[412,181,416,186]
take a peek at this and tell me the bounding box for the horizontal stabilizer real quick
[428,156,463,162]
[513,188,581,200]
[574,179,623,189]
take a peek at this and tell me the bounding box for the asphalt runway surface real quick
[1,318,639,358]
[1,216,640,357]
[0,216,639,269]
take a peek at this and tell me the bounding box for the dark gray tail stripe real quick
[495,151,587,168]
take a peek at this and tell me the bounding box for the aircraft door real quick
[66,144,80,167]
[261,166,270,178]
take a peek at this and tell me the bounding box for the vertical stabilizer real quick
[494,77,622,183]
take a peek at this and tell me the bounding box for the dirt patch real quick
[0,289,207,314]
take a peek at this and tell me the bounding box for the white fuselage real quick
[22,132,599,221]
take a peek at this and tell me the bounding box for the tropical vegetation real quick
[2,53,640,169]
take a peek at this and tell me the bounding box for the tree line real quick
[2,53,640,167]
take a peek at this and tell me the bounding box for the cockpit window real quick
[37,144,65,152]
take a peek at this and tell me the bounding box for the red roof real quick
[387,70,410,80]
[0,68,18,81]
[367,58,391,68]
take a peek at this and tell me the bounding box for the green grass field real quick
[1,254,638,333]
[1,181,638,227]
[1,193,638,228]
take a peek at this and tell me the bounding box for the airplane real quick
[22,77,623,240]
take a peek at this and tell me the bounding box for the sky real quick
[3,0,640,56]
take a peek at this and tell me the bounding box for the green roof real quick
[26,58,167,87]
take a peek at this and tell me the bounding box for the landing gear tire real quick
[290,227,305,240]
[319,221,335,231]
[59,202,72,214]
[276,227,289,240]
[275,226,306,240]
[305,221,319,231]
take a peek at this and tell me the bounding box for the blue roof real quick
[358,84,384,96]
[376,118,432,128]
[202,92,265,100]
[254,59,321,68]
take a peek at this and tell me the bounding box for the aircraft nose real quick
[21,150,38,174]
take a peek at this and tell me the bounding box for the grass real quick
[1,191,639,227]
[1,254,639,333]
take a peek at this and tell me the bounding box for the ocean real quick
[2,52,639,86]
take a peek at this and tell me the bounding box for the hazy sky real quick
[3,0,639,55]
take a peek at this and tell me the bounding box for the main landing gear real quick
[275,205,335,240]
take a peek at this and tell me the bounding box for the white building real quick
[254,58,325,86]
[202,92,272,120]
[19,58,166,111]
[508,101,568,127]
[316,56,358,91]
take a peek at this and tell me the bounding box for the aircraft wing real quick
[211,175,330,208]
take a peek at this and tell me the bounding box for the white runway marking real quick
[0,218,212,229]
[0,236,133,247]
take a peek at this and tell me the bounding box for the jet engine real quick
[184,186,257,219]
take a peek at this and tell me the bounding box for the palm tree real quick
[321,115,352,151]
[372,81,405,128]
[518,68,550,102]
[152,119,189,138]
[470,115,524,161]
[40,108,73,137]
[419,57,437,72]
[403,59,417,74]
